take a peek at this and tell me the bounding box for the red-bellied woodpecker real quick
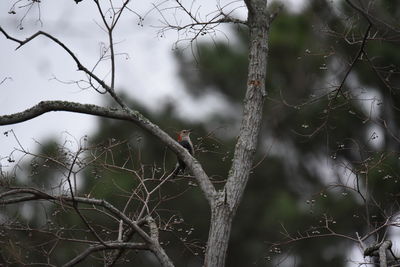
[173,129,194,176]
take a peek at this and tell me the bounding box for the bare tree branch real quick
[65,149,108,247]
[345,0,373,25]
[0,26,126,109]
[63,242,148,267]
[0,99,216,204]
[364,240,392,267]
[93,0,131,91]
[333,22,371,99]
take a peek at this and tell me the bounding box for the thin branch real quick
[0,76,12,85]
[65,149,108,247]
[93,0,130,92]
[111,0,131,30]
[63,242,148,267]
[165,16,246,31]
[0,26,127,109]
[108,219,148,266]
[345,0,372,25]
[333,23,372,100]
[362,50,395,93]
[107,167,178,265]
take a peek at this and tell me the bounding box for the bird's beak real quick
[188,129,193,132]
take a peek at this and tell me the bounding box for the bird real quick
[173,129,194,176]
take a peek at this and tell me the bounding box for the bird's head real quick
[177,129,192,142]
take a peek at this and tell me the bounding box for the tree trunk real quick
[203,0,270,266]
[204,201,233,267]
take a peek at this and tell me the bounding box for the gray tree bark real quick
[203,0,271,266]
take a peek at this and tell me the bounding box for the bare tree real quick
[0,0,277,266]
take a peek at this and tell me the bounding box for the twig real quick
[0,27,127,109]
[65,149,108,247]
[333,23,371,100]
[63,242,148,267]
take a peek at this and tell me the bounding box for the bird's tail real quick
[171,162,185,179]
[171,163,183,178]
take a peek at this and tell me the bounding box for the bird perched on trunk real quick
[173,129,194,176]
